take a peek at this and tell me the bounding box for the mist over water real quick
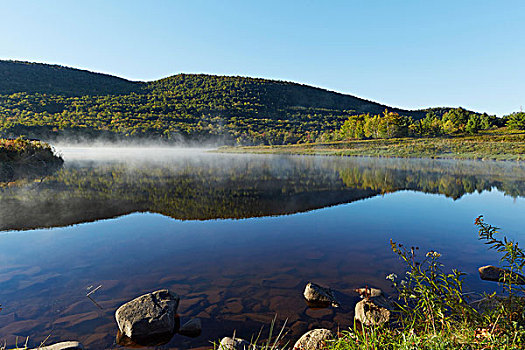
[0,149,524,349]
[55,144,216,162]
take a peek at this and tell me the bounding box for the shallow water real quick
[0,149,524,349]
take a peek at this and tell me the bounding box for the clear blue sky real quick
[1,0,524,116]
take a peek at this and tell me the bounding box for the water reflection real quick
[0,150,524,349]
[116,327,178,348]
[1,149,524,231]
[0,154,62,185]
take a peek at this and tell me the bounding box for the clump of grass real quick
[1,336,29,350]
[214,316,288,350]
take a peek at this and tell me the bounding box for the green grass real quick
[218,131,525,161]
[327,326,523,350]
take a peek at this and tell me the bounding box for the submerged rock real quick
[303,282,340,308]
[115,289,180,344]
[178,318,202,338]
[219,337,251,350]
[116,329,176,348]
[354,297,391,327]
[293,328,334,350]
[30,342,84,350]
[478,265,525,284]
[354,287,382,298]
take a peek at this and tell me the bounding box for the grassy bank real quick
[218,131,525,161]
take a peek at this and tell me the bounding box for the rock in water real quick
[219,337,251,350]
[293,329,334,350]
[30,342,84,350]
[354,287,382,298]
[179,318,202,338]
[115,289,180,343]
[303,282,340,307]
[354,298,390,327]
[478,265,525,284]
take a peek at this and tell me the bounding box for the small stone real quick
[303,282,339,308]
[354,287,382,298]
[290,321,308,338]
[293,329,334,350]
[219,337,251,350]
[479,265,525,284]
[223,299,243,314]
[115,289,180,343]
[30,341,84,350]
[354,298,390,327]
[305,308,333,318]
[179,318,202,338]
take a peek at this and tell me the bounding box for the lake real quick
[0,147,524,349]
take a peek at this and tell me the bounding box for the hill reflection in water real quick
[1,148,524,231]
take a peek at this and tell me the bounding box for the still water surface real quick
[0,148,524,349]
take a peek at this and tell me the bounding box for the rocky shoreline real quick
[33,262,517,350]
[109,284,390,349]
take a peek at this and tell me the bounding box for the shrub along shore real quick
[0,137,63,183]
[218,131,525,161]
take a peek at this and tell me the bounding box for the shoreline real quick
[217,133,525,161]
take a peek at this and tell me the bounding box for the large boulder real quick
[354,297,390,327]
[30,342,84,350]
[115,289,180,344]
[293,328,334,350]
[219,337,251,350]
[303,282,339,308]
[478,265,525,284]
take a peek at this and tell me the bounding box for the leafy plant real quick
[388,241,477,334]
[475,216,525,333]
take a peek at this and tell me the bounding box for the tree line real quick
[318,108,522,142]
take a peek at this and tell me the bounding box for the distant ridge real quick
[0,60,143,96]
[0,60,426,117]
[149,73,429,118]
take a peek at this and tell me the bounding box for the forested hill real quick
[0,60,435,144]
[148,74,426,119]
[0,60,143,96]
[0,60,421,116]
